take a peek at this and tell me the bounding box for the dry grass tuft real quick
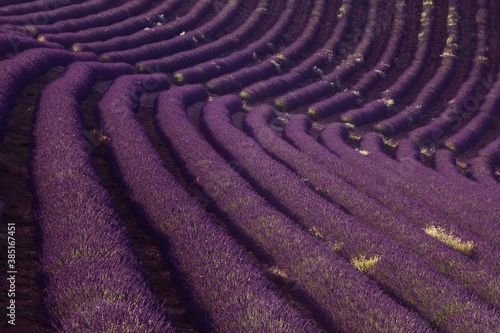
[350,254,381,273]
[424,225,474,256]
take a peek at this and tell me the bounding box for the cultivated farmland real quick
[0,0,499,332]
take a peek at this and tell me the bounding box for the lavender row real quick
[409,0,490,144]
[0,0,86,16]
[273,0,381,111]
[74,0,210,54]
[205,0,326,95]
[237,0,354,103]
[319,126,500,245]
[0,47,94,142]
[443,64,500,153]
[173,0,297,85]
[282,115,500,275]
[244,105,500,306]
[341,0,434,125]
[136,0,269,73]
[153,85,433,333]
[432,149,464,177]
[373,136,500,239]
[432,149,499,193]
[273,0,382,110]
[200,95,499,332]
[307,0,406,119]
[95,75,314,332]
[34,0,154,38]
[0,0,115,26]
[0,0,39,11]
[60,0,182,50]
[0,30,62,54]
[31,62,174,332]
[201,96,439,332]
[469,157,499,186]
[99,0,242,64]
[372,133,500,273]
[479,133,500,164]
[374,1,459,135]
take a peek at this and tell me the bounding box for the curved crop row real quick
[136,0,269,73]
[153,84,434,333]
[443,63,500,153]
[33,0,155,36]
[340,0,434,126]
[432,149,463,177]
[306,0,406,119]
[319,126,500,244]
[409,0,490,145]
[173,0,297,85]
[95,75,315,333]
[430,147,499,194]
[206,0,327,95]
[244,104,500,306]
[237,0,353,103]
[374,0,460,135]
[469,157,498,185]
[98,0,242,64]
[70,0,209,54]
[0,0,86,17]
[282,115,500,275]
[0,29,62,55]
[0,0,38,10]
[48,0,183,49]
[273,0,381,112]
[0,48,94,142]
[30,62,174,332]
[200,95,500,332]
[479,133,500,164]
[0,0,115,26]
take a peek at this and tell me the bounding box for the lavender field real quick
[0,0,499,332]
